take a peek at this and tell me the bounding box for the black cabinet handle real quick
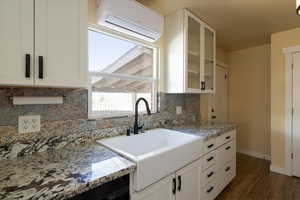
[226,167,231,172]
[178,176,181,192]
[207,156,214,162]
[207,171,214,178]
[207,186,214,193]
[226,136,231,140]
[211,116,216,119]
[226,146,231,150]
[172,178,176,195]
[39,56,44,79]
[207,144,214,149]
[25,54,30,78]
[201,81,206,90]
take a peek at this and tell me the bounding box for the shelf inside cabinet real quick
[189,51,200,57]
[188,69,200,74]
[205,57,214,63]
[188,51,200,63]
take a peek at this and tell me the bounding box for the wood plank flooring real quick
[216,153,300,200]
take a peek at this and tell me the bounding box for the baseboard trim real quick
[270,165,291,176]
[238,149,271,161]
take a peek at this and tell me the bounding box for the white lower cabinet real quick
[131,175,175,200]
[131,129,236,200]
[131,160,201,200]
[201,180,218,200]
[200,130,236,200]
[175,160,200,200]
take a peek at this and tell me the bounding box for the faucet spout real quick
[134,97,151,135]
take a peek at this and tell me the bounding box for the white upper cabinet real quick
[186,13,202,92]
[35,0,87,88]
[0,0,34,86]
[203,26,216,93]
[165,9,216,93]
[0,0,87,88]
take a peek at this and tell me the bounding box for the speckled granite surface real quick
[172,122,237,141]
[0,143,135,200]
[0,113,197,161]
[0,91,200,161]
[0,122,237,200]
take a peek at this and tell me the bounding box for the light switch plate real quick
[18,115,41,134]
[176,106,182,115]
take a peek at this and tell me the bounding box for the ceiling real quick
[138,0,300,51]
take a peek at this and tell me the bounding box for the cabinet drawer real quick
[201,181,217,200]
[223,159,236,187]
[202,150,216,171]
[217,159,236,196]
[216,140,236,169]
[216,130,236,147]
[200,165,217,187]
[203,138,216,154]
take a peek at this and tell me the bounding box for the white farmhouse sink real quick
[98,128,204,191]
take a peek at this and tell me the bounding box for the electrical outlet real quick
[176,106,182,115]
[18,115,41,134]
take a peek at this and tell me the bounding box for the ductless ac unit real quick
[96,0,164,42]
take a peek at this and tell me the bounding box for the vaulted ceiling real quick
[138,0,300,51]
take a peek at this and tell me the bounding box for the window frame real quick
[88,24,159,119]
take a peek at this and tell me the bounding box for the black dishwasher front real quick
[69,175,129,200]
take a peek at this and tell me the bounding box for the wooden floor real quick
[216,153,300,200]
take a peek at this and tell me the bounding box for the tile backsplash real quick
[0,88,88,126]
[0,88,200,160]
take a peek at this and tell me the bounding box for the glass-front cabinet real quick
[186,13,201,91]
[165,9,216,93]
[203,25,216,92]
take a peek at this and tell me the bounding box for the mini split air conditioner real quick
[97,0,164,42]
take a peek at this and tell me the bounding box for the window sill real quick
[88,111,158,121]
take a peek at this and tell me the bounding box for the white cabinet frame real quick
[165,9,216,94]
[0,0,88,88]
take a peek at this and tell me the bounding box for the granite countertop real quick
[0,143,136,200]
[0,122,236,200]
[172,122,237,141]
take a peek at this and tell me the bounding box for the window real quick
[88,28,158,118]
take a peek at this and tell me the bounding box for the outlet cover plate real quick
[176,106,183,115]
[18,115,41,134]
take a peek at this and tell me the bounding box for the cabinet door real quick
[35,0,87,88]
[131,175,175,200]
[203,25,216,92]
[185,11,202,93]
[0,0,34,86]
[176,161,200,200]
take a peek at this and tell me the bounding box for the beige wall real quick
[200,47,229,122]
[228,44,271,157]
[88,0,96,24]
[216,47,229,66]
[271,28,300,168]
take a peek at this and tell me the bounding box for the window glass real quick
[88,30,157,117]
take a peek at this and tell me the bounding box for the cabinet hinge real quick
[292,153,294,160]
[292,107,295,115]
